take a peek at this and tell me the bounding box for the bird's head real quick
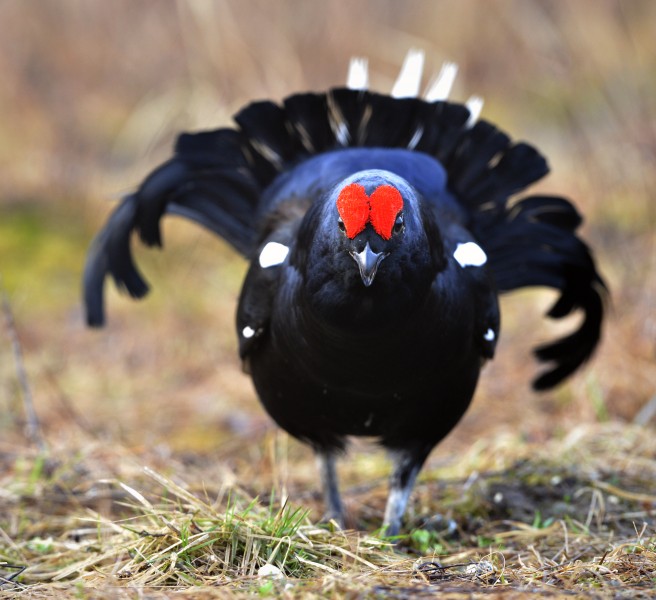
[293,170,446,325]
[335,179,403,287]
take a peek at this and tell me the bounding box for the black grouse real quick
[84,53,606,536]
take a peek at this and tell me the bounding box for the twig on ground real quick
[633,394,656,426]
[1,277,48,453]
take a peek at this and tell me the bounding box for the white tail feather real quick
[347,57,369,90]
[424,61,458,102]
[465,95,485,127]
[391,49,425,98]
[345,54,484,130]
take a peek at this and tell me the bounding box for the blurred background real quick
[1,1,654,476]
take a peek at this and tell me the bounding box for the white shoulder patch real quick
[242,326,256,339]
[454,242,487,268]
[484,328,496,342]
[259,241,289,268]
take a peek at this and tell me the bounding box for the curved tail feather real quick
[478,195,607,389]
[83,129,261,325]
[84,194,148,326]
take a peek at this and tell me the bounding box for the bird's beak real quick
[350,242,388,287]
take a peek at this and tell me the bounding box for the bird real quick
[83,51,607,536]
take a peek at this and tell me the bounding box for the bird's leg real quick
[383,447,431,537]
[315,450,344,527]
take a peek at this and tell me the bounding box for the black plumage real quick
[83,61,606,535]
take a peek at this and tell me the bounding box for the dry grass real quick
[1,425,656,597]
[1,1,656,597]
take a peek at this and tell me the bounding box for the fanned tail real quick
[84,53,606,389]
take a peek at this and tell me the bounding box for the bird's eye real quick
[337,217,346,233]
[393,213,404,234]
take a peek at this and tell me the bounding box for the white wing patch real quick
[454,242,487,268]
[242,326,256,339]
[259,242,289,268]
[484,328,496,342]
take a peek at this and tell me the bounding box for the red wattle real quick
[336,183,404,240]
[369,185,404,240]
[336,183,369,239]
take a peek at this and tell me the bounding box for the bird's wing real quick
[235,200,308,363]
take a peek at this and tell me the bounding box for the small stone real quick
[258,564,284,579]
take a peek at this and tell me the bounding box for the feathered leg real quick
[383,446,432,536]
[316,450,344,526]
